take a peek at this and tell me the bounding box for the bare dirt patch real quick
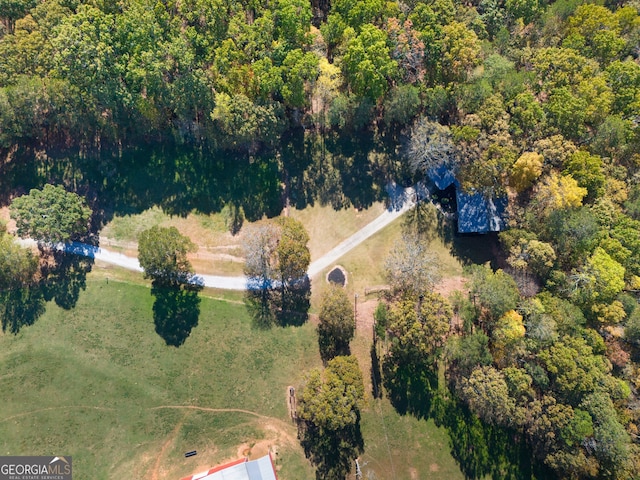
[151,419,184,480]
[430,463,440,472]
[356,299,377,335]
[0,206,16,233]
[236,438,272,459]
[308,313,319,327]
[434,275,468,298]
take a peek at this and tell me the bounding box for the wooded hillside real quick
[2,0,640,478]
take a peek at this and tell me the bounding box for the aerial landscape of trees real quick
[1,0,640,477]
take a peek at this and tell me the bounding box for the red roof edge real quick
[268,451,278,480]
[180,457,247,480]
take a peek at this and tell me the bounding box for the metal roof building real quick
[427,165,507,233]
[180,455,277,480]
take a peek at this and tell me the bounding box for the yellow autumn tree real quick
[510,151,544,192]
[532,172,587,217]
[492,310,526,368]
[313,57,341,122]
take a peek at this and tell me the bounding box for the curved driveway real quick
[17,187,416,290]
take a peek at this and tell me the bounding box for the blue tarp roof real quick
[426,164,507,233]
[427,164,457,190]
[456,190,507,233]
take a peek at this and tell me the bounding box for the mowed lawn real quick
[0,279,319,480]
[0,273,466,480]
[310,213,465,307]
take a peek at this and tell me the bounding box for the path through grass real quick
[0,279,318,479]
[1,254,468,480]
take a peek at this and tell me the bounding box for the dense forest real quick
[2,0,640,478]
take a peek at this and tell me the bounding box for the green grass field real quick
[0,279,319,479]
[0,273,465,480]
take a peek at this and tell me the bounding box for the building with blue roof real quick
[427,165,507,233]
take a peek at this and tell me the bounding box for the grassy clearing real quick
[100,202,386,260]
[0,267,467,480]
[349,325,464,480]
[0,278,318,480]
[288,202,385,260]
[359,402,462,480]
[99,201,388,277]
[310,210,465,307]
[101,207,231,248]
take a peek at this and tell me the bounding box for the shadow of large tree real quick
[245,277,311,329]
[40,249,94,310]
[370,341,383,399]
[1,249,93,334]
[0,286,46,334]
[299,412,365,480]
[2,133,400,235]
[382,356,438,419]
[318,329,351,365]
[151,281,203,347]
[432,397,538,480]
[379,348,541,479]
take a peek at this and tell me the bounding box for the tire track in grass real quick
[151,417,186,480]
[149,405,298,445]
[0,405,116,423]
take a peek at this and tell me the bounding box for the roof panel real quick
[182,456,276,480]
[427,164,456,190]
[456,190,507,233]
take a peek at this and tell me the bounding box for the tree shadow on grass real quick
[0,286,46,334]
[151,281,203,347]
[298,412,365,480]
[276,278,311,327]
[370,342,383,399]
[449,232,500,268]
[382,356,438,420]
[245,284,276,330]
[0,249,93,334]
[245,277,311,329]
[432,397,537,480]
[2,136,397,242]
[318,329,351,365]
[40,249,94,310]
